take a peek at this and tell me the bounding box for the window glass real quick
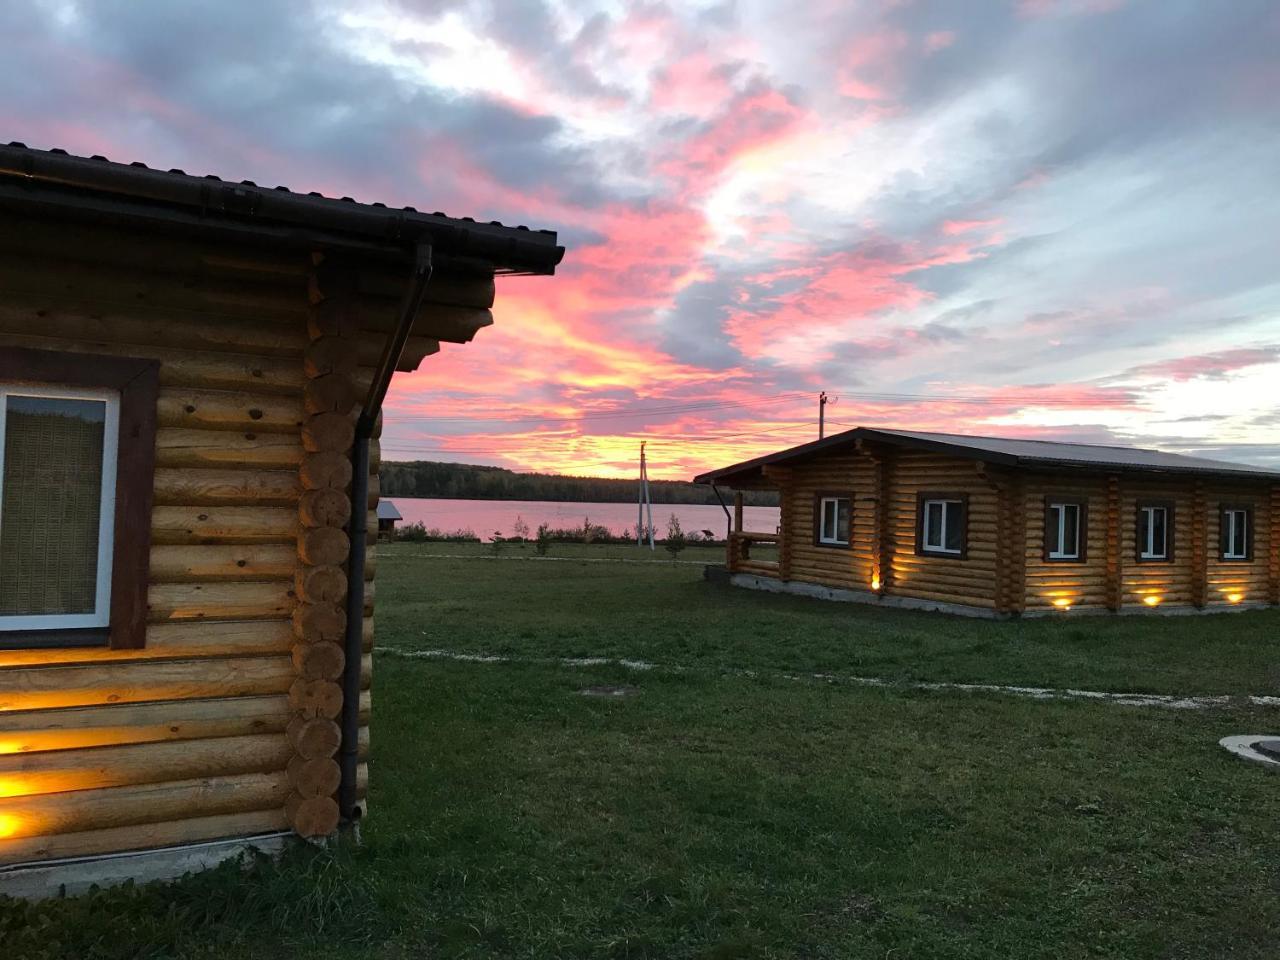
[0,392,114,626]
[1048,502,1081,559]
[1139,505,1168,559]
[1224,508,1249,559]
[924,501,944,549]
[943,502,963,553]
[818,497,850,544]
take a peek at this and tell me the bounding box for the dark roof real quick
[0,142,564,275]
[693,426,1280,485]
[376,500,403,521]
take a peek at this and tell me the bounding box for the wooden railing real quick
[728,530,781,577]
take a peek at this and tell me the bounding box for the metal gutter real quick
[339,242,435,823]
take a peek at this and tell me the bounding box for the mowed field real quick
[5,542,1279,959]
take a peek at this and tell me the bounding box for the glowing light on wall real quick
[1142,595,1162,607]
[870,576,881,591]
[1227,593,1243,604]
[1052,598,1072,611]
[0,814,20,839]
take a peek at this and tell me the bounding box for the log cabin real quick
[695,427,1280,618]
[376,501,403,541]
[0,143,563,896]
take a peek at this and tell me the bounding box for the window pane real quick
[1152,508,1166,556]
[821,499,834,539]
[925,501,943,547]
[837,500,850,543]
[0,396,105,616]
[1232,511,1248,556]
[944,502,963,553]
[1062,504,1078,556]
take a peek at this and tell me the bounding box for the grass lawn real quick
[4,543,1279,959]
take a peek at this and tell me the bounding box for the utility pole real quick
[639,441,655,550]
[637,441,644,546]
[819,391,828,439]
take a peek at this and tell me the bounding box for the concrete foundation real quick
[0,831,291,901]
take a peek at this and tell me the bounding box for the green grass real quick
[5,543,1279,959]
[380,542,1280,696]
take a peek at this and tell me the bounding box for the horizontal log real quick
[150,544,296,583]
[0,252,305,324]
[0,656,295,712]
[0,621,294,669]
[147,582,296,623]
[0,771,290,853]
[154,467,301,507]
[289,794,339,837]
[889,586,996,607]
[0,695,293,753]
[0,331,305,394]
[152,505,298,544]
[358,268,496,309]
[0,297,304,359]
[155,428,303,469]
[0,733,292,797]
[0,807,289,867]
[157,389,303,434]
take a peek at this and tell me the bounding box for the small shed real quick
[0,143,563,896]
[376,500,403,540]
[695,427,1280,618]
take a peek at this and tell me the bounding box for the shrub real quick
[512,515,530,541]
[394,523,479,543]
[665,514,687,561]
[535,523,552,556]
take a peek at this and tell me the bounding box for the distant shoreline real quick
[379,460,779,507]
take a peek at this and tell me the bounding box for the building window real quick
[917,492,967,558]
[1136,501,1173,562]
[0,387,119,632]
[1220,505,1252,561]
[814,494,850,546]
[0,348,159,650]
[1044,499,1086,562]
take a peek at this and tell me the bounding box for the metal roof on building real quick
[693,426,1280,486]
[376,500,403,521]
[0,142,565,275]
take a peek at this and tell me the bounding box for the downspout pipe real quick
[710,484,732,542]
[339,242,434,823]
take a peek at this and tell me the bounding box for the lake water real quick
[386,497,780,540]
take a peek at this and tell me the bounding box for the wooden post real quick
[1105,474,1122,612]
[1269,484,1280,606]
[283,256,358,839]
[875,449,894,595]
[733,492,744,533]
[763,467,793,581]
[1191,479,1207,608]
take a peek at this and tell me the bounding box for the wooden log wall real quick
[779,454,876,592]
[0,215,498,865]
[1019,475,1109,613]
[885,453,999,609]
[1203,484,1273,607]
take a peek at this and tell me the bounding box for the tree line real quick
[379,460,778,506]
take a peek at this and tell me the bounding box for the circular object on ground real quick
[1219,735,1280,771]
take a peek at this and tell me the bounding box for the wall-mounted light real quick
[0,813,20,839]
[1227,593,1243,604]
[1052,598,1072,611]
[870,576,881,591]
[1143,595,1162,607]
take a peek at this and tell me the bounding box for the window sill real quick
[0,628,110,650]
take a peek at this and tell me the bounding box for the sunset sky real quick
[3,0,1278,479]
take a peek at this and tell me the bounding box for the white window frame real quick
[1047,501,1081,560]
[921,498,963,555]
[0,385,119,631]
[1139,505,1168,561]
[1223,507,1249,560]
[818,496,850,546]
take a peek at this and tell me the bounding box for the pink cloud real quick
[1122,347,1280,382]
